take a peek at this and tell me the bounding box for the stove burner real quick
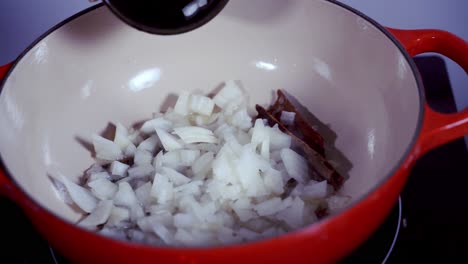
[343,197,402,263]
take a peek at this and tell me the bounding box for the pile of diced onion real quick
[53,81,350,246]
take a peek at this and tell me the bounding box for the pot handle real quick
[387,28,468,156]
[0,62,17,200]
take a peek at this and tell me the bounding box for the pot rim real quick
[0,0,425,251]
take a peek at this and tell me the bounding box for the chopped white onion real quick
[78,200,113,228]
[189,94,215,116]
[228,108,252,131]
[161,167,190,186]
[113,182,139,208]
[114,122,132,151]
[173,126,217,144]
[280,148,308,183]
[61,176,98,213]
[135,182,153,207]
[213,81,244,109]
[88,171,110,182]
[155,128,184,151]
[137,135,159,152]
[134,149,153,165]
[191,151,214,180]
[127,164,155,179]
[110,161,129,177]
[61,84,349,247]
[87,177,118,200]
[174,92,190,116]
[254,197,283,216]
[140,118,172,134]
[153,151,164,171]
[269,125,291,150]
[107,206,130,227]
[162,149,200,168]
[151,173,174,204]
[276,197,304,228]
[92,134,123,161]
[263,168,283,195]
[302,180,328,199]
[124,143,137,157]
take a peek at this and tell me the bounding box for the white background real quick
[0,0,467,110]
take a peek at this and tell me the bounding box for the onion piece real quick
[173,180,203,198]
[134,149,153,165]
[88,171,110,182]
[174,213,197,229]
[127,164,155,179]
[155,128,184,151]
[269,125,291,150]
[260,137,270,160]
[107,206,130,227]
[235,145,268,197]
[250,119,267,146]
[276,197,304,228]
[174,228,196,245]
[110,161,129,177]
[280,148,308,183]
[228,108,252,130]
[301,180,328,199]
[124,143,137,157]
[191,151,214,180]
[254,197,283,216]
[114,122,132,150]
[137,135,159,153]
[193,113,219,126]
[263,168,283,195]
[140,118,172,133]
[162,149,200,168]
[113,182,139,208]
[92,134,123,161]
[78,200,113,228]
[135,182,153,208]
[128,129,143,145]
[151,173,174,204]
[213,81,244,109]
[173,126,218,144]
[60,176,98,213]
[189,94,215,116]
[153,150,164,171]
[88,177,118,200]
[161,167,191,186]
[174,92,190,116]
[151,222,174,244]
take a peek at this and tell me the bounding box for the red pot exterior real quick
[0,14,466,264]
[0,152,409,264]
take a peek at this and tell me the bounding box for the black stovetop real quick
[0,55,466,263]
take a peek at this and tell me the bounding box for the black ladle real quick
[102,0,229,35]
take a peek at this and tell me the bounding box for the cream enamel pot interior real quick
[0,1,466,263]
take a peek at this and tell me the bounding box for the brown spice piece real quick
[281,178,298,199]
[315,205,329,219]
[267,90,325,156]
[256,104,344,190]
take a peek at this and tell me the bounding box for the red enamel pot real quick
[0,1,466,263]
